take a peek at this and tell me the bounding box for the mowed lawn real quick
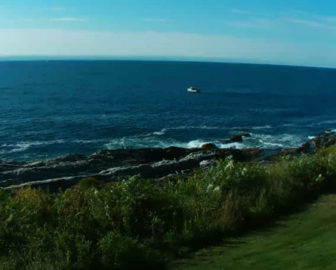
[173,194,336,270]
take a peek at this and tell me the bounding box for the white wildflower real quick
[225,160,234,171]
[213,186,221,192]
[315,174,324,183]
[207,184,214,192]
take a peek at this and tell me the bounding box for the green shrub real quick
[1,146,336,269]
[78,177,103,190]
[98,231,164,270]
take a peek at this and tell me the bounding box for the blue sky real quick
[1,0,336,67]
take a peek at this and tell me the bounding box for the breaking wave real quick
[103,132,306,151]
[0,131,311,160]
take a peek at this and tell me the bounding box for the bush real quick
[1,146,336,269]
[98,231,164,270]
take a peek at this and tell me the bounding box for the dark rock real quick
[0,161,23,172]
[0,146,262,190]
[5,130,332,191]
[298,131,336,153]
[201,143,218,150]
[161,147,192,160]
[265,130,336,160]
[230,133,251,142]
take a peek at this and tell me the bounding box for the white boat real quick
[187,87,200,93]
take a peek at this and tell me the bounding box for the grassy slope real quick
[173,194,336,270]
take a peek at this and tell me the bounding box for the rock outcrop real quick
[265,130,336,160]
[1,146,262,190]
[2,130,336,191]
[201,143,218,150]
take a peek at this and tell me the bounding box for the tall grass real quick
[1,145,336,269]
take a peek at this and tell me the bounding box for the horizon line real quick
[0,55,335,70]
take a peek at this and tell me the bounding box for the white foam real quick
[261,142,284,148]
[245,133,304,149]
[1,140,65,153]
[186,140,209,148]
[101,131,306,152]
[153,128,167,136]
[1,131,306,158]
[217,142,245,149]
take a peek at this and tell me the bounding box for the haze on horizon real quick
[1,0,336,68]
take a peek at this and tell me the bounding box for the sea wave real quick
[103,132,305,151]
[244,133,304,149]
[168,125,227,131]
[185,140,209,148]
[314,120,336,126]
[282,123,296,127]
[0,131,307,159]
[251,125,272,130]
[0,140,66,154]
[217,142,245,149]
[306,119,336,128]
[153,128,167,136]
[151,124,275,135]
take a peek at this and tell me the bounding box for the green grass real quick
[173,193,336,270]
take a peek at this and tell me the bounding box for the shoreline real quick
[1,130,335,190]
[2,130,336,269]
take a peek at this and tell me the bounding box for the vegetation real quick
[174,193,336,270]
[1,145,336,269]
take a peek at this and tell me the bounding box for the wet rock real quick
[265,130,336,160]
[0,146,262,190]
[298,131,336,153]
[230,133,251,142]
[0,161,23,172]
[201,143,218,150]
[4,130,333,190]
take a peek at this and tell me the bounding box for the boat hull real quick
[187,88,200,93]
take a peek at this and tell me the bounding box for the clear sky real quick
[1,0,336,67]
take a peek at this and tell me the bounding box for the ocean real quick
[1,60,336,161]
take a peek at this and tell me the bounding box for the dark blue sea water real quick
[1,60,336,161]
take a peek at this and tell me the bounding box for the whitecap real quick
[217,142,245,149]
[101,131,305,152]
[186,140,209,148]
[153,128,167,136]
[0,140,66,154]
[245,133,304,150]
[261,142,284,148]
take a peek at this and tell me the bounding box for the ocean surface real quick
[1,60,336,161]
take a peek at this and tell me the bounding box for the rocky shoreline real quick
[1,130,335,190]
